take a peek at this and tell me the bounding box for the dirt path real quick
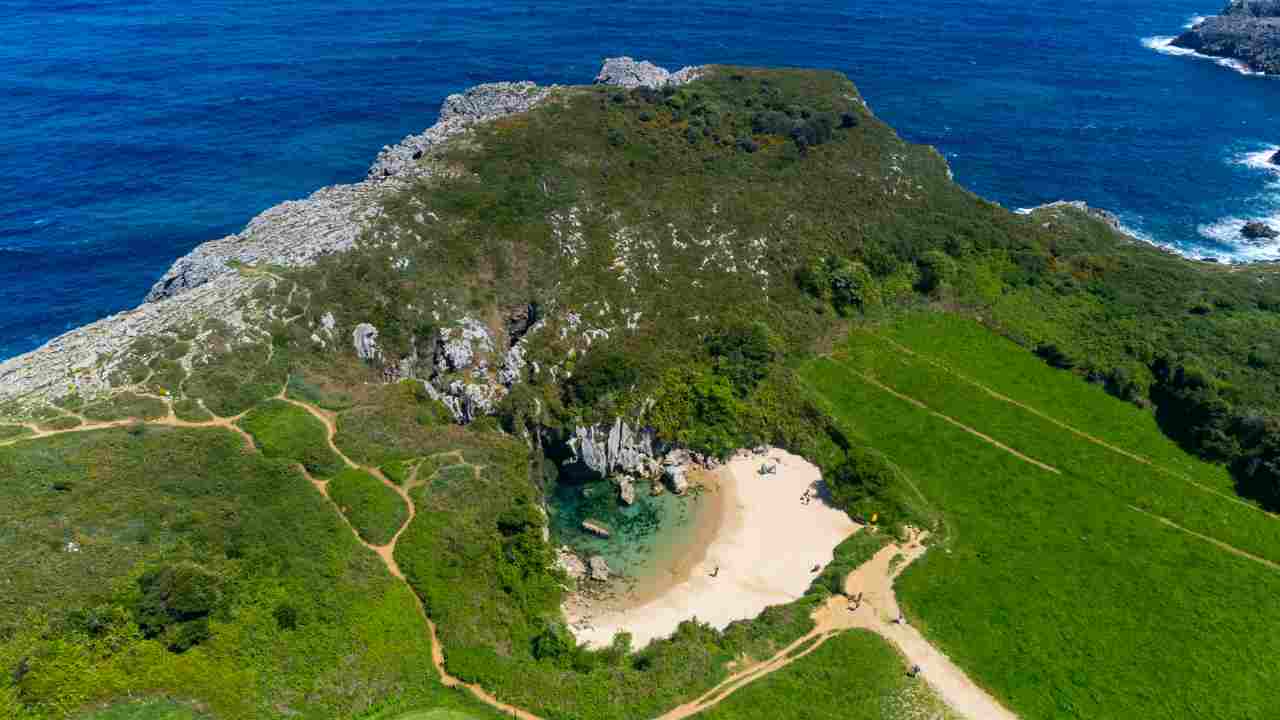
[659,532,1017,720]
[1,387,1007,720]
[872,333,1275,518]
[851,369,1061,475]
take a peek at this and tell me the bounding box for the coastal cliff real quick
[1174,1,1280,74]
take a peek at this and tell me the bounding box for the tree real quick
[917,250,958,293]
[707,321,782,396]
[827,446,899,513]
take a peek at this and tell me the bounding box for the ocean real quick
[4,0,1279,360]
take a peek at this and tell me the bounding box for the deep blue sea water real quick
[4,0,1279,361]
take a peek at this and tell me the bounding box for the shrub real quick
[238,400,345,478]
[133,562,222,652]
[825,446,909,525]
[707,321,783,397]
[327,467,408,546]
[916,249,958,293]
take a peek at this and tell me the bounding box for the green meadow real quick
[802,315,1280,719]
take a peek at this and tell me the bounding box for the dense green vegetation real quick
[0,426,502,720]
[327,468,409,546]
[238,399,345,478]
[698,630,955,720]
[802,317,1280,719]
[10,63,1280,720]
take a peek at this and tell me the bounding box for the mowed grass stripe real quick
[866,324,1274,519]
[832,337,1280,566]
[876,313,1239,493]
[802,357,1280,720]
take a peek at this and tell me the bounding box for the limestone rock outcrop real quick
[595,56,704,89]
[588,555,611,582]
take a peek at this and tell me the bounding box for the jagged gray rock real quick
[556,547,587,581]
[1242,221,1280,240]
[595,56,704,89]
[1173,2,1280,74]
[367,82,555,181]
[567,418,664,479]
[146,83,558,303]
[617,476,637,506]
[353,323,380,361]
[0,272,262,407]
[588,555,611,582]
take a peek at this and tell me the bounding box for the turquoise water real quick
[547,477,714,583]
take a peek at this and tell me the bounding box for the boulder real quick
[1270,149,1280,166]
[556,547,586,581]
[353,323,380,361]
[663,463,689,495]
[617,476,637,506]
[582,520,612,539]
[1242,221,1280,240]
[588,555,611,582]
[595,57,702,89]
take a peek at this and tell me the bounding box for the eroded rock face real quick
[353,323,381,361]
[594,56,704,89]
[567,418,664,479]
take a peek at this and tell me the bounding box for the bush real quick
[707,321,782,397]
[327,467,409,546]
[916,250,958,293]
[825,446,908,525]
[133,562,222,652]
[238,400,346,478]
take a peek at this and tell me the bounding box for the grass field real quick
[238,399,345,478]
[699,630,956,720]
[801,314,1280,719]
[327,468,409,546]
[0,426,501,720]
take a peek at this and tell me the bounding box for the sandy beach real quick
[566,447,859,648]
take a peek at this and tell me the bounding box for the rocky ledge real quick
[1173,1,1280,75]
[1,58,703,410]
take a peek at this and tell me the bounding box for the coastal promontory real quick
[1173,1,1280,74]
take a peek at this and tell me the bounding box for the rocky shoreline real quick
[1173,1,1280,75]
[0,57,701,411]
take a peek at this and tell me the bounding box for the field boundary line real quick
[847,366,1061,475]
[1127,505,1280,572]
[868,332,1275,518]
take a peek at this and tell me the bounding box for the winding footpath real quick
[1,385,1009,720]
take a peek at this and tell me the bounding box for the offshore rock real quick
[1173,2,1280,75]
[595,56,704,89]
[1242,221,1280,240]
[1270,149,1280,166]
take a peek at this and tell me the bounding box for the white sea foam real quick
[1142,36,1263,77]
[1237,145,1280,174]
[1184,15,1209,29]
[1197,212,1280,262]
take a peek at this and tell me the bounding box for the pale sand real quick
[566,448,859,648]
